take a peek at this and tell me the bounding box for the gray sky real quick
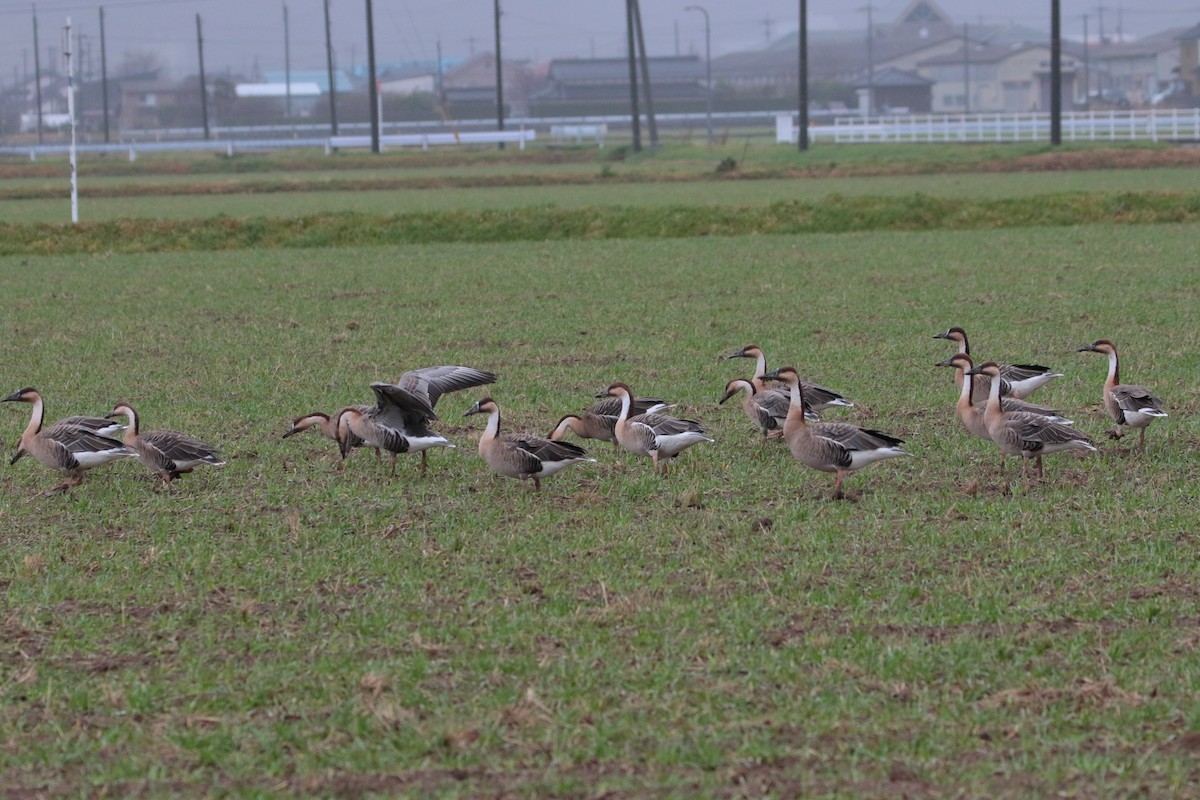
[1,0,1197,84]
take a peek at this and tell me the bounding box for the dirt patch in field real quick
[767,612,1146,648]
[980,677,1147,712]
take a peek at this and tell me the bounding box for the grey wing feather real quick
[812,422,904,452]
[508,434,588,463]
[999,397,1062,416]
[396,366,496,409]
[624,420,662,452]
[140,430,224,465]
[44,425,127,455]
[53,415,125,435]
[800,381,850,408]
[755,388,792,423]
[496,434,548,474]
[370,382,438,429]
[1000,363,1056,382]
[1113,384,1164,414]
[588,396,668,417]
[635,412,707,436]
[1005,414,1092,446]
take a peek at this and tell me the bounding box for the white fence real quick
[326,128,536,153]
[822,109,1200,144]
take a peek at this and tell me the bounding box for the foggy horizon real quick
[1,0,1195,85]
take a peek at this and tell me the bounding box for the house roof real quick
[1092,27,1190,60]
[849,67,933,88]
[548,56,702,83]
[236,82,322,98]
[713,32,962,82]
[119,80,183,93]
[1176,22,1200,41]
[263,69,354,93]
[919,40,1083,67]
[442,53,527,89]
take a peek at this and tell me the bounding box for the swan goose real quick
[935,353,1072,441]
[106,403,225,484]
[287,366,493,462]
[761,367,910,498]
[933,326,1062,400]
[719,378,816,439]
[283,407,375,460]
[3,387,132,494]
[599,382,713,475]
[727,344,853,411]
[965,361,1095,480]
[1076,339,1166,448]
[549,396,670,449]
[464,397,595,491]
[335,383,454,476]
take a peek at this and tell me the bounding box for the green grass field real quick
[2,143,1200,797]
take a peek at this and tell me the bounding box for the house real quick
[235,81,322,115]
[1089,28,1185,105]
[919,43,1080,113]
[1176,22,1200,101]
[441,53,532,116]
[118,79,188,129]
[536,56,705,101]
[263,69,354,95]
[849,67,934,113]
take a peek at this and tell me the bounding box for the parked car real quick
[1089,89,1131,109]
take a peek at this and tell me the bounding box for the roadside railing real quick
[820,109,1200,144]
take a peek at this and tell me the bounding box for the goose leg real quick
[389,454,397,477]
[1035,456,1044,481]
[420,451,428,476]
[651,450,660,475]
[532,477,542,492]
[832,470,846,500]
[44,472,84,496]
[374,447,382,461]
[1139,428,1146,450]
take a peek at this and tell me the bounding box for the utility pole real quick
[685,5,712,146]
[33,6,44,145]
[632,0,657,146]
[99,6,110,142]
[64,17,78,222]
[365,0,379,152]
[76,32,86,138]
[625,0,641,152]
[283,3,292,118]
[861,4,875,115]
[323,0,337,134]
[493,0,504,149]
[196,14,210,139]
[1050,0,1061,145]
[1082,14,1090,110]
[436,38,444,103]
[962,22,970,113]
[798,0,808,151]
[1097,5,1107,45]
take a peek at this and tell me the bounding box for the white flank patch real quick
[847,447,910,471]
[408,436,454,452]
[74,448,131,468]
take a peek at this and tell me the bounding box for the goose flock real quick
[1,330,1167,498]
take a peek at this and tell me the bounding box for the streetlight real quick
[684,5,713,146]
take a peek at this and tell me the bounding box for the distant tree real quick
[118,49,164,78]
